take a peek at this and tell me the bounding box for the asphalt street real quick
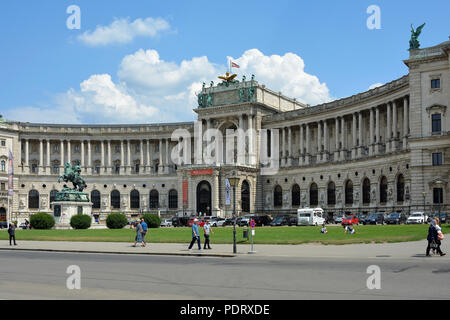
[0,250,449,300]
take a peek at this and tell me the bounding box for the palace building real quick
[0,39,449,223]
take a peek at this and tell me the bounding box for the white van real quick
[297,208,326,226]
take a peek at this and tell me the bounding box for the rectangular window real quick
[1,140,5,146]
[135,145,140,152]
[432,153,443,166]
[95,166,100,174]
[95,145,100,153]
[53,166,59,174]
[115,166,120,174]
[432,114,441,133]
[431,79,441,89]
[1,183,5,190]
[115,145,121,153]
[433,188,443,204]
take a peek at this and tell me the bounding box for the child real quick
[344,225,355,234]
[320,223,328,234]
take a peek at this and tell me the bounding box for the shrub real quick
[30,212,55,230]
[142,214,161,229]
[70,214,91,230]
[106,213,128,229]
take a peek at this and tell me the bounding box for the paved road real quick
[0,250,449,300]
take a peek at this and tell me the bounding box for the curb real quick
[0,247,237,258]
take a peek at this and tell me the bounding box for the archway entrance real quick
[241,180,250,213]
[0,207,6,225]
[196,181,212,216]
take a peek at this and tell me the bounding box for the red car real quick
[342,215,359,226]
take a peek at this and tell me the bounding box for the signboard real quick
[190,169,213,176]
[225,178,231,205]
[250,219,256,229]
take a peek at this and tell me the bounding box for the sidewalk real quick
[0,239,447,260]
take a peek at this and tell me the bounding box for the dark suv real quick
[253,215,273,226]
[385,213,407,224]
[364,213,384,225]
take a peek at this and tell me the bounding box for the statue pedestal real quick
[51,189,92,229]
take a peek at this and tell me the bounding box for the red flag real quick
[231,61,240,69]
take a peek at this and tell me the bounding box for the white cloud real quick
[78,17,171,46]
[229,49,331,105]
[369,83,383,90]
[7,48,332,124]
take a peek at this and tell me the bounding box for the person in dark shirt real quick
[8,223,17,246]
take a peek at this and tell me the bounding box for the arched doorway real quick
[241,180,250,213]
[0,207,6,225]
[196,181,211,216]
[310,183,318,207]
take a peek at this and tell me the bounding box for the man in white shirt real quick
[203,219,214,249]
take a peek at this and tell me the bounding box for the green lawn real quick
[1,224,448,245]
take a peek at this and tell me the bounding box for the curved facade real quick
[0,39,449,223]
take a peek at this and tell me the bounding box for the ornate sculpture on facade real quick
[409,23,425,50]
[58,162,87,192]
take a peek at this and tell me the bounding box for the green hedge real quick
[141,214,161,229]
[30,212,55,230]
[106,213,128,229]
[70,214,92,229]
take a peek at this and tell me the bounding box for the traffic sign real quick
[250,219,255,229]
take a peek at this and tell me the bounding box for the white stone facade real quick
[0,39,449,222]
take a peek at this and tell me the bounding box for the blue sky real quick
[0,0,449,124]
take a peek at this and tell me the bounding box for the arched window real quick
[28,189,40,209]
[274,185,282,207]
[150,190,159,209]
[310,183,318,207]
[380,176,388,203]
[50,189,59,209]
[345,180,353,205]
[292,184,300,207]
[362,178,371,204]
[397,175,405,202]
[169,189,178,209]
[91,190,101,209]
[111,190,121,209]
[327,182,336,205]
[130,190,140,209]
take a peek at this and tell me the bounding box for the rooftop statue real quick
[409,23,425,50]
[218,72,237,83]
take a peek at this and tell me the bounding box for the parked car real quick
[160,219,173,227]
[210,217,225,227]
[334,214,344,224]
[356,214,367,225]
[171,217,188,227]
[253,215,273,226]
[385,213,407,225]
[238,215,257,227]
[430,212,448,224]
[288,216,298,226]
[407,212,427,224]
[342,215,359,226]
[364,213,384,225]
[270,215,291,226]
[0,221,7,229]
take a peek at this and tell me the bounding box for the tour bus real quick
[297,208,326,226]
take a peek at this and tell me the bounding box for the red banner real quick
[182,180,188,207]
[190,169,213,176]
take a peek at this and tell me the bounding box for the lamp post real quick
[435,180,444,218]
[228,172,240,254]
[422,191,427,214]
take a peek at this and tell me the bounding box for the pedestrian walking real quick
[140,218,148,245]
[133,221,145,247]
[8,223,17,246]
[426,219,445,256]
[203,219,214,249]
[188,218,201,251]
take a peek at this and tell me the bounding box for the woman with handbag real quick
[426,219,446,256]
[434,217,446,256]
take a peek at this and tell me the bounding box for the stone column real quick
[159,139,163,174]
[107,140,112,174]
[127,140,131,173]
[67,140,71,165]
[39,139,44,173]
[323,120,328,160]
[25,139,29,172]
[280,127,286,167]
[375,107,380,154]
[120,140,125,174]
[165,138,169,174]
[80,141,85,169]
[340,117,345,160]
[334,118,339,161]
[140,140,144,174]
[46,140,51,170]
[403,97,408,149]
[100,140,105,172]
[287,126,292,166]
[305,124,310,165]
[299,125,304,165]
[146,140,151,174]
[392,100,397,152]
[60,140,64,171]
[352,113,357,159]
[358,112,363,157]
[386,102,391,153]
[369,108,374,156]
[317,121,322,163]
[87,140,92,174]
[248,115,255,165]
[237,115,245,165]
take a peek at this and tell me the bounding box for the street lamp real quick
[228,172,240,254]
[435,180,445,218]
[422,191,427,214]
